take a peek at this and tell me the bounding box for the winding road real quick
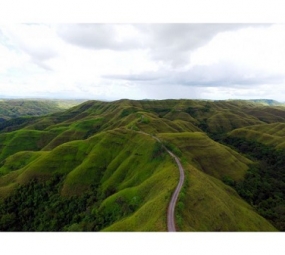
[165,148,185,232]
[139,131,185,232]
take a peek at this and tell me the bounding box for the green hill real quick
[0,99,86,121]
[227,122,285,149]
[1,99,284,231]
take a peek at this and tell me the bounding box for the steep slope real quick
[0,99,283,231]
[0,129,57,162]
[228,122,285,149]
[0,129,178,231]
[158,132,251,181]
[216,122,285,230]
[180,163,275,231]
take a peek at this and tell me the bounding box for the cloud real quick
[102,60,285,89]
[1,24,59,70]
[56,24,256,68]
[170,62,285,87]
[102,72,162,82]
[0,23,284,101]
[0,42,29,73]
[134,24,258,67]
[56,24,144,51]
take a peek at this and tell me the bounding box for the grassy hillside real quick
[180,163,275,231]
[212,120,285,230]
[0,99,87,136]
[158,132,251,181]
[0,99,86,121]
[0,129,178,231]
[228,123,285,149]
[1,98,283,231]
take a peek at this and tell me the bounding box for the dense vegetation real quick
[0,174,142,231]
[1,98,285,231]
[0,99,85,122]
[221,137,285,230]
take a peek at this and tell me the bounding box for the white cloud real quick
[1,23,285,101]
[1,24,60,70]
[56,24,248,68]
[56,24,144,51]
[0,44,24,73]
[190,24,285,74]
[135,24,249,67]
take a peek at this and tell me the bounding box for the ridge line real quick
[137,131,185,232]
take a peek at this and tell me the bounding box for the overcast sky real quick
[1,23,285,101]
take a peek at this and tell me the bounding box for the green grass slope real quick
[206,111,263,134]
[158,132,251,181]
[180,163,276,231]
[0,129,57,162]
[0,151,45,176]
[2,98,285,144]
[0,98,283,231]
[0,129,178,231]
[228,122,285,149]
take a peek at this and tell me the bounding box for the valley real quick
[1,98,285,231]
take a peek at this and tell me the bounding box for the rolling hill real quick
[0,99,86,122]
[1,98,285,231]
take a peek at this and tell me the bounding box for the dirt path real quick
[138,131,185,232]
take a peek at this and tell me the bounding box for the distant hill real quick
[1,98,285,231]
[248,99,283,106]
[0,99,86,122]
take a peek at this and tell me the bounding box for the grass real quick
[179,163,277,231]
[206,111,263,133]
[0,129,178,231]
[101,159,177,231]
[158,132,251,181]
[0,151,45,176]
[1,98,284,231]
[0,130,56,162]
[228,122,285,149]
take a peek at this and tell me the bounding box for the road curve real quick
[165,149,185,232]
[138,131,185,232]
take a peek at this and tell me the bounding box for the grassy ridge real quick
[4,98,285,136]
[228,123,285,149]
[180,163,276,231]
[221,135,285,230]
[0,130,56,162]
[1,98,284,231]
[0,129,178,231]
[158,132,251,181]
[0,151,45,176]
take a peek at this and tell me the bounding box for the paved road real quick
[138,131,185,232]
[165,149,185,232]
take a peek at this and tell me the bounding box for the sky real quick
[1,23,285,101]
